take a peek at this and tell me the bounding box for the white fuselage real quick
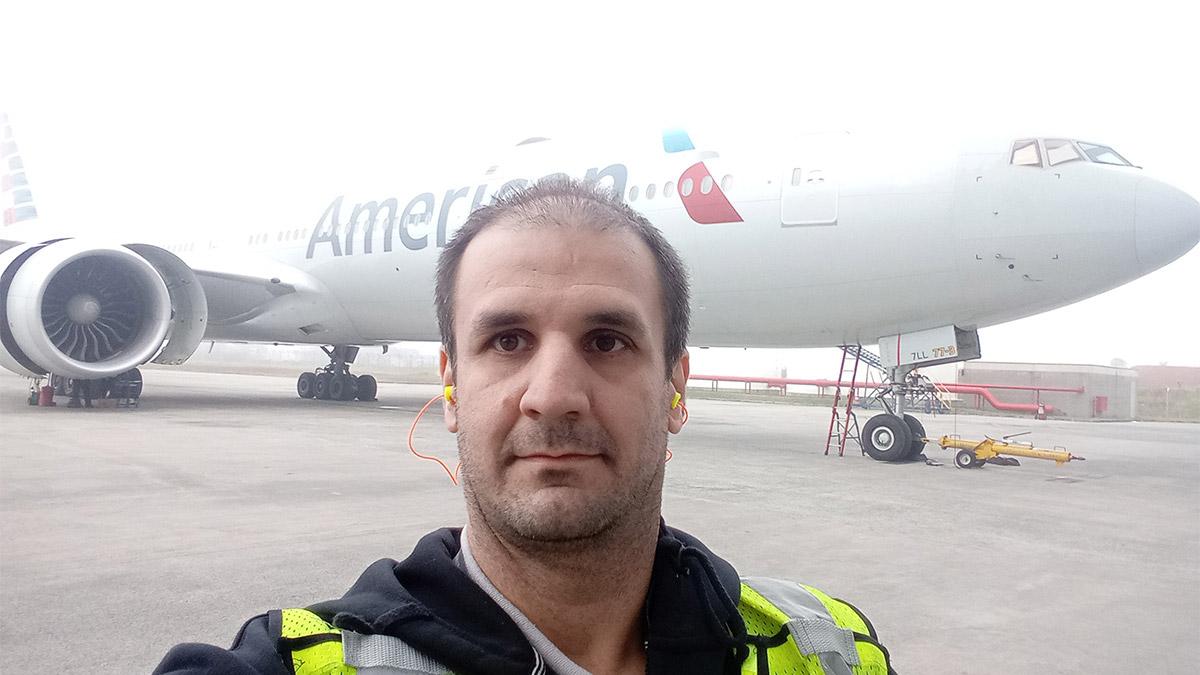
[179,132,1198,350]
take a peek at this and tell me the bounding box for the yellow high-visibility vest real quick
[275,578,893,675]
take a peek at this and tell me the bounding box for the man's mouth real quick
[514,452,603,463]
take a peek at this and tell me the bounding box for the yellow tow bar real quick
[936,433,1085,469]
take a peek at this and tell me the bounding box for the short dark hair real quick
[435,177,690,377]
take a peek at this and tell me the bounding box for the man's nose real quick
[519,340,590,421]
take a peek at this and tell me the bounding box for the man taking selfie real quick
[155,179,895,674]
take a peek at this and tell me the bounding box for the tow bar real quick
[936,432,1086,469]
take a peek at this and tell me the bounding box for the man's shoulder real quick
[152,529,465,675]
[739,576,896,673]
[153,613,286,675]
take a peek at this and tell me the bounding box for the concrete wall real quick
[956,361,1137,421]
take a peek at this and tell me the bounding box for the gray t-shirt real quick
[455,529,591,675]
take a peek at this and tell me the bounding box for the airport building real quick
[1132,364,1200,421]
[955,361,1137,421]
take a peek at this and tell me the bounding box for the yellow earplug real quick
[671,391,682,410]
[444,385,455,403]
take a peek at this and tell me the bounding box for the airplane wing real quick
[1,239,354,380]
[186,255,314,327]
[3,237,328,329]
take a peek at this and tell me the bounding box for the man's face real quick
[441,219,688,544]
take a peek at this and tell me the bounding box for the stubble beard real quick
[457,414,666,552]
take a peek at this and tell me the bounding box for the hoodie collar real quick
[310,525,746,675]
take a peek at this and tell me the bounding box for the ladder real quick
[825,345,866,456]
[844,343,884,371]
[930,378,956,413]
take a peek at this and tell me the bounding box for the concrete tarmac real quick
[1,369,1197,674]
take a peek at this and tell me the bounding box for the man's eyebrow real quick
[471,310,531,335]
[585,310,648,335]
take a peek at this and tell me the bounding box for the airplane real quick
[3,116,1198,460]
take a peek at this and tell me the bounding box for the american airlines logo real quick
[305,153,744,259]
[1,113,38,227]
[677,161,743,225]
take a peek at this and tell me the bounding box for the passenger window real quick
[721,175,732,191]
[664,181,675,198]
[646,183,656,199]
[681,178,694,197]
[1045,139,1082,166]
[791,168,802,186]
[629,185,639,201]
[700,176,713,195]
[1010,139,1042,166]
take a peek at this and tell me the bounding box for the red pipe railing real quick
[688,375,1083,415]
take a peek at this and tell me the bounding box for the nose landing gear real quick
[296,346,378,402]
[858,361,932,462]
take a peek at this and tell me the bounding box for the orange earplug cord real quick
[409,394,463,485]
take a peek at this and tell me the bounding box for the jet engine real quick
[0,239,207,380]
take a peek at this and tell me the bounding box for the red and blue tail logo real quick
[662,129,743,225]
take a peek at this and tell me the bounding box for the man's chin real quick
[504,490,619,543]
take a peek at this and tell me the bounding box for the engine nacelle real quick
[0,239,207,380]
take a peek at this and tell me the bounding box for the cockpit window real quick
[1078,142,1133,166]
[1044,139,1083,166]
[1010,139,1042,167]
[1008,138,1137,169]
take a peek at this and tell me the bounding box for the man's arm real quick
[152,613,290,675]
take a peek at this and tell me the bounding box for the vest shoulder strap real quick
[272,608,451,675]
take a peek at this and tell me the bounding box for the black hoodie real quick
[153,524,754,674]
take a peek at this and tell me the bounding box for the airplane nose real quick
[1135,178,1200,270]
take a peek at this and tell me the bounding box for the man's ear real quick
[439,348,458,433]
[668,349,690,434]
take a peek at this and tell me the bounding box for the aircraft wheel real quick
[902,414,927,460]
[315,372,333,400]
[955,449,978,469]
[355,374,378,401]
[297,372,317,399]
[329,374,357,401]
[862,414,912,462]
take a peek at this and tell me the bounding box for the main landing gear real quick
[296,345,378,402]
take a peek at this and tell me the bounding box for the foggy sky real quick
[2,1,1197,372]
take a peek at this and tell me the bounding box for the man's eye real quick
[589,333,628,353]
[492,333,527,352]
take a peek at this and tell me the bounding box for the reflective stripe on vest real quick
[279,578,892,675]
[277,608,455,675]
[738,578,892,675]
[342,632,450,674]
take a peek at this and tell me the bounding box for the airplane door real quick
[781,167,838,226]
